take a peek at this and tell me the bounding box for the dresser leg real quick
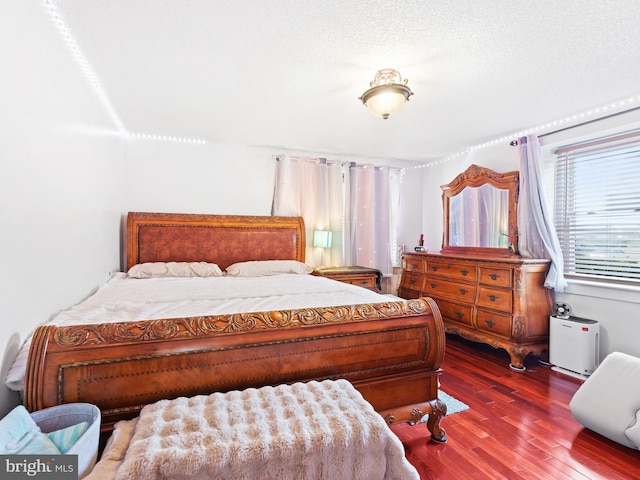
[507,345,529,371]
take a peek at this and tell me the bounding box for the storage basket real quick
[30,403,101,479]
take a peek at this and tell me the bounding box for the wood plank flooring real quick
[391,335,640,480]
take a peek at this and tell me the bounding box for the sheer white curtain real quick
[272,155,346,267]
[518,135,568,291]
[349,163,400,275]
[272,155,400,274]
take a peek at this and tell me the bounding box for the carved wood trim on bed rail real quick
[126,212,306,271]
[24,298,445,434]
[49,299,433,346]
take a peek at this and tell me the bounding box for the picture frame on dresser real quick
[399,165,553,370]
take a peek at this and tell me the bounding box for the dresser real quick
[312,266,382,292]
[398,252,552,370]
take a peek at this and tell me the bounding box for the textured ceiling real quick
[54,0,640,162]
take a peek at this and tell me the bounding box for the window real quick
[554,130,640,283]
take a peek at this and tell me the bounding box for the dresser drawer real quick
[427,260,476,281]
[398,271,423,299]
[400,271,424,292]
[433,298,474,328]
[479,267,513,288]
[403,257,426,273]
[477,286,512,313]
[312,266,380,292]
[423,278,476,303]
[476,309,512,338]
[341,275,376,289]
[398,287,421,299]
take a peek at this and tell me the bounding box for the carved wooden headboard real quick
[126,212,306,271]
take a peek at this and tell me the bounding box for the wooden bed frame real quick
[24,212,448,443]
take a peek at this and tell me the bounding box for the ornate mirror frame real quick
[441,164,520,257]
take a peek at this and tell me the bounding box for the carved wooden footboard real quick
[24,297,446,442]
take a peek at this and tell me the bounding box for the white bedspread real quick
[5,273,389,391]
[84,379,420,480]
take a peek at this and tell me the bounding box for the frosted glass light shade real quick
[313,230,333,248]
[359,69,413,119]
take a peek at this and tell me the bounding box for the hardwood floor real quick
[391,335,640,480]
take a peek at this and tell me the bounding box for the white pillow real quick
[226,260,313,277]
[128,262,224,278]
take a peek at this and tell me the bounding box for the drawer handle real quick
[431,265,439,271]
[359,280,368,285]
[411,262,418,269]
[430,282,437,288]
[485,319,496,328]
[455,311,464,319]
[409,278,416,285]
[487,294,498,301]
[460,269,469,276]
[459,288,468,295]
[489,273,500,281]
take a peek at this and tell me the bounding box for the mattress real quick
[5,273,389,391]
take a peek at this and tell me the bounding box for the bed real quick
[16,212,447,446]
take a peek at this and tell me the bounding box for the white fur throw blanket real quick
[85,380,419,480]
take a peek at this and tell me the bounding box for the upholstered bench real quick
[86,379,420,479]
[569,351,640,449]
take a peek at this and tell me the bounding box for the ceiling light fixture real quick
[359,69,413,119]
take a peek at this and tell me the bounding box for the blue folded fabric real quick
[47,421,90,453]
[0,405,61,455]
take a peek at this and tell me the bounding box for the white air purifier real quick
[549,308,600,380]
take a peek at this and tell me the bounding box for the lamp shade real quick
[313,230,333,249]
[359,69,413,119]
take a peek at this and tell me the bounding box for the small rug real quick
[420,391,469,422]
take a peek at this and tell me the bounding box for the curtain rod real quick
[554,128,640,155]
[538,105,640,139]
[274,154,402,171]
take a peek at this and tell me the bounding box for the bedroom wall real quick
[0,2,124,416]
[123,141,279,217]
[122,140,423,271]
[420,141,640,361]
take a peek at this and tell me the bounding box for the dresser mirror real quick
[441,164,519,257]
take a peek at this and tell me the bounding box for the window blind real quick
[554,130,640,283]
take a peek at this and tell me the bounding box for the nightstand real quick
[312,266,382,292]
